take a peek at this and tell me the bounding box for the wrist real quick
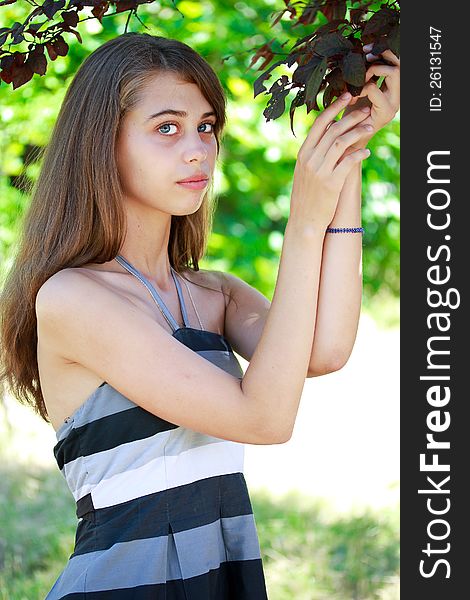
[285,218,328,242]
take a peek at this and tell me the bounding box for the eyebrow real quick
[146,109,216,122]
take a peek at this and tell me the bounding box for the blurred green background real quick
[0,1,399,598]
[0,0,400,318]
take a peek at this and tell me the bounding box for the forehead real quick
[134,71,213,116]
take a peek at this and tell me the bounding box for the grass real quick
[0,459,399,600]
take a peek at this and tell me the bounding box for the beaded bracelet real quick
[326,227,364,234]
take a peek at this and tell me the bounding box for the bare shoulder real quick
[36,267,119,321]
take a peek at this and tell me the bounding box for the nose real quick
[183,131,208,163]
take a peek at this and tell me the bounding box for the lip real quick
[177,179,209,190]
[177,173,209,183]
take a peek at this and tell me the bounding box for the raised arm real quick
[307,47,400,375]
[36,96,370,446]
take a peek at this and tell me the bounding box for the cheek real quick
[117,135,169,188]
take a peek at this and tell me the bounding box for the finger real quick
[355,81,392,113]
[380,49,400,67]
[326,105,370,132]
[365,64,397,83]
[364,65,400,106]
[333,147,371,180]
[302,93,353,150]
[322,124,373,173]
[317,107,370,156]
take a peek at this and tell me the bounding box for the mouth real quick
[177,175,209,184]
[176,178,209,190]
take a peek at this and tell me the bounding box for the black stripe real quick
[58,558,268,599]
[76,493,94,519]
[172,327,235,353]
[54,407,179,470]
[72,473,253,555]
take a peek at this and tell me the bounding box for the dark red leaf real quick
[341,51,366,87]
[46,42,58,61]
[350,8,367,24]
[26,53,47,76]
[315,32,353,57]
[62,10,80,28]
[325,67,345,92]
[263,75,290,121]
[30,44,45,56]
[346,82,362,97]
[289,88,305,136]
[115,0,139,14]
[13,52,25,66]
[363,7,399,37]
[53,36,69,57]
[371,36,388,55]
[0,54,15,70]
[315,19,348,37]
[322,84,337,109]
[387,24,400,58]
[320,0,347,22]
[0,67,13,84]
[92,2,110,22]
[305,56,327,113]
[12,63,34,89]
[253,50,298,99]
[292,55,323,85]
[42,0,67,20]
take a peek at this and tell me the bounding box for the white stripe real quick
[64,429,173,498]
[91,440,245,509]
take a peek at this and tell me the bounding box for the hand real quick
[340,46,400,153]
[290,92,372,229]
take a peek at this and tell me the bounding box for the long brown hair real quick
[0,32,232,423]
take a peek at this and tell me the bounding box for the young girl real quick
[0,32,399,599]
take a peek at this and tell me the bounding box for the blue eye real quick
[157,122,215,135]
[158,123,177,135]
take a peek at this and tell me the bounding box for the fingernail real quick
[341,92,351,100]
[364,125,374,131]
[361,106,370,113]
[366,53,375,61]
[363,43,373,52]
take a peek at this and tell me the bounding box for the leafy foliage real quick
[248,0,400,133]
[0,0,167,89]
[0,1,400,310]
[1,1,400,134]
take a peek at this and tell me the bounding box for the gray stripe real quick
[45,514,260,597]
[55,385,136,442]
[63,428,228,497]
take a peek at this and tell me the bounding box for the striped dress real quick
[45,254,269,599]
